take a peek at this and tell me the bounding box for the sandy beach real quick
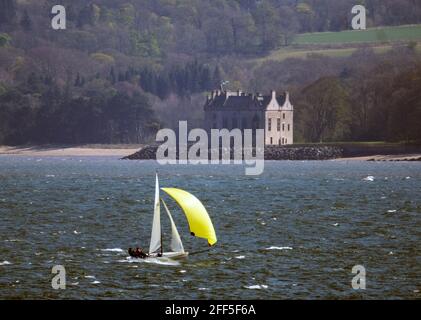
[0,145,142,157]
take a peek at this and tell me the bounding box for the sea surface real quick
[0,156,420,299]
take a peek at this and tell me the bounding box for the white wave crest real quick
[266,246,293,251]
[101,248,124,253]
[363,176,375,181]
[244,285,268,290]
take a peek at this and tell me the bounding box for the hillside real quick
[294,24,421,45]
[0,0,421,145]
[253,25,421,64]
[254,44,396,64]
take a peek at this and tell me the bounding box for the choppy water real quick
[0,156,420,299]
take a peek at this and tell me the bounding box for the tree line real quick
[293,50,421,143]
[1,0,421,145]
[0,73,159,145]
[2,0,421,57]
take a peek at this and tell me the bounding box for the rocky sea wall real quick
[122,145,343,160]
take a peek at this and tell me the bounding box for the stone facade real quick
[204,89,294,146]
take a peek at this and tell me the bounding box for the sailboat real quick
[146,174,217,259]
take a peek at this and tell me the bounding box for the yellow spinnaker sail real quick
[161,188,217,246]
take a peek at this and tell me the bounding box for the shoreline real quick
[1,145,420,161]
[335,154,421,161]
[122,145,421,162]
[0,145,142,157]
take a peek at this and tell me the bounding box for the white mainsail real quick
[149,174,161,254]
[161,199,185,253]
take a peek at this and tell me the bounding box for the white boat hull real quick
[149,252,189,259]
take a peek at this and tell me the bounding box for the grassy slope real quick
[254,44,393,64]
[294,24,421,45]
[252,24,421,64]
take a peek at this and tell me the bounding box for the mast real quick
[159,172,163,256]
[160,234,163,256]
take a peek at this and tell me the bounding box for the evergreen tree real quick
[74,73,81,87]
[0,0,16,27]
[156,74,170,99]
[20,10,32,31]
[213,66,222,89]
[110,67,116,84]
[118,72,125,82]
[200,66,212,90]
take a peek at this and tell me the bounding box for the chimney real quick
[237,90,243,96]
[271,90,276,100]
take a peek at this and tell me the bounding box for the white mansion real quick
[204,89,294,146]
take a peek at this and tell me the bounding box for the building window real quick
[268,118,272,131]
[283,113,286,120]
[285,138,288,144]
[282,123,285,131]
[270,137,273,145]
[288,124,291,131]
[282,138,285,145]
[277,119,281,131]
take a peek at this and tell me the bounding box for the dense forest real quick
[251,45,421,143]
[0,0,421,144]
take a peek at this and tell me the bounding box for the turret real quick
[285,91,290,104]
[271,90,276,100]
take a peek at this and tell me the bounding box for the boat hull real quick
[149,252,189,259]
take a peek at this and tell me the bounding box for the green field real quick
[255,44,393,63]
[252,24,421,64]
[294,24,421,45]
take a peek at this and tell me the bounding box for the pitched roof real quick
[205,91,288,110]
[205,93,261,109]
[276,94,286,106]
[225,96,259,108]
